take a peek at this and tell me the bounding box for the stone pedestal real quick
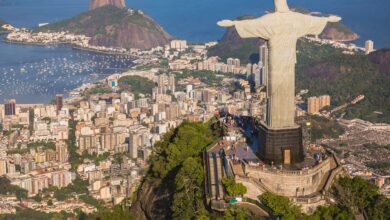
[257,123,304,164]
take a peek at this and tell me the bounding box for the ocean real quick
[0,0,389,103]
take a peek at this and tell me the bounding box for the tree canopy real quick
[222,177,247,197]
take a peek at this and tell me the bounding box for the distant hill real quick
[289,7,358,41]
[89,0,125,10]
[209,13,390,123]
[208,11,358,64]
[0,20,8,32]
[295,40,390,123]
[36,6,172,50]
[368,49,390,75]
[320,22,358,42]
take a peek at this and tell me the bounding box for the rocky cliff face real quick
[89,0,125,10]
[131,180,174,220]
[320,22,359,42]
[37,6,172,50]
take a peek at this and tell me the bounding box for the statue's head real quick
[274,0,290,13]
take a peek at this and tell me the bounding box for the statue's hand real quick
[327,15,342,23]
[217,20,235,27]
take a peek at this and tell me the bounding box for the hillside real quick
[289,7,358,41]
[208,11,358,64]
[209,16,390,123]
[296,40,390,123]
[368,48,390,75]
[320,22,358,42]
[0,20,8,32]
[89,0,125,10]
[208,16,264,64]
[36,6,172,50]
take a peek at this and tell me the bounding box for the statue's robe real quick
[234,12,328,128]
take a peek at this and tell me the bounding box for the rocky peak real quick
[89,0,126,10]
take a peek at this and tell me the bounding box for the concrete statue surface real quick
[218,0,341,129]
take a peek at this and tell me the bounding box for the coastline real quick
[4,38,137,56]
[72,45,136,56]
[0,37,137,104]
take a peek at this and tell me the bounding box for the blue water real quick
[0,40,133,103]
[0,0,389,103]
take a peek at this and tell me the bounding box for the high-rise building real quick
[233,58,241,68]
[246,63,253,75]
[319,95,331,109]
[56,94,63,115]
[0,159,7,176]
[165,103,180,120]
[170,40,188,51]
[56,141,68,163]
[308,96,320,114]
[4,99,16,116]
[308,95,331,114]
[156,74,176,93]
[365,40,374,55]
[227,58,234,66]
[254,69,261,88]
[259,44,269,88]
[129,131,141,159]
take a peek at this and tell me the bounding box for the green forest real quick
[118,75,155,97]
[296,39,390,123]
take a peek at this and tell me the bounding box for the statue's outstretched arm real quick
[217,19,235,27]
[326,15,342,23]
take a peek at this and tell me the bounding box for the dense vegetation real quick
[82,83,112,97]
[148,121,217,219]
[298,115,345,141]
[222,177,247,197]
[0,205,133,220]
[0,208,71,220]
[7,141,57,155]
[133,119,240,219]
[35,5,171,49]
[295,40,390,123]
[42,178,89,201]
[85,205,135,220]
[37,6,159,34]
[261,176,390,220]
[67,119,82,170]
[118,75,155,96]
[0,177,28,201]
[173,69,234,86]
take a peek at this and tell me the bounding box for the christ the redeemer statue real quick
[218,0,341,129]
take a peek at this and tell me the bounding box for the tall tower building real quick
[56,94,63,115]
[365,40,374,55]
[319,95,331,109]
[259,44,269,88]
[308,97,320,114]
[56,141,68,163]
[227,58,234,66]
[233,58,241,68]
[129,131,140,159]
[4,99,16,116]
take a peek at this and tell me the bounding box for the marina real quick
[0,39,133,103]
